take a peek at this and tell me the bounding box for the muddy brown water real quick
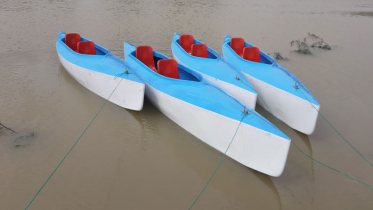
[1,0,373,209]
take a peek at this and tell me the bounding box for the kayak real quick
[222,35,320,135]
[56,31,145,111]
[171,33,257,110]
[124,41,291,177]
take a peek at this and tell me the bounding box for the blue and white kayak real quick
[171,33,257,110]
[124,42,291,177]
[56,31,145,111]
[222,35,320,135]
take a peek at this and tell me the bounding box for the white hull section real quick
[58,53,144,111]
[243,72,319,135]
[145,84,290,177]
[173,54,257,110]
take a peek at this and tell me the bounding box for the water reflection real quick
[256,105,315,181]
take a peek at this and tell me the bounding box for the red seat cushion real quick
[157,59,179,79]
[77,41,96,55]
[230,37,245,57]
[65,33,81,52]
[136,46,156,72]
[243,47,260,63]
[191,44,208,58]
[179,34,194,54]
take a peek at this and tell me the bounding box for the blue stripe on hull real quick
[171,32,257,95]
[222,35,319,106]
[124,42,290,140]
[56,31,144,84]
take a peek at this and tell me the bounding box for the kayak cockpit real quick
[131,45,201,81]
[177,34,220,59]
[62,33,108,56]
[228,37,274,65]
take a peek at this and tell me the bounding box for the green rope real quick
[237,79,373,190]
[188,114,246,210]
[25,78,123,210]
[298,89,373,168]
[256,92,373,190]
[291,140,373,189]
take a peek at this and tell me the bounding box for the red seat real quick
[179,34,194,54]
[65,33,81,52]
[243,47,260,63]
[157,59,179,79]
[77,41,96,55]
[136,46,156,72]
[230,37,245,57]
[191,44,208,58]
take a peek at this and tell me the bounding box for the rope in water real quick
[238,77,372,168]
[298,89,373,168]
[251,82,373,190]
[0,122,17,133]
[24,72,372,210]
[291,139,373,189]
[232,78,373,188]
[188,114,246,210]
[189,78,372,209]
[24,78,124,210]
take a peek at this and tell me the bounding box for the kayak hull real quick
[125,42,291,176]
[57,53,145,110]
[245,73,320,135]
[173,54,257,109]
[222,35,320,135]
[56,31,145,111]
[171,32,257,110]
[146,83,291,177]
